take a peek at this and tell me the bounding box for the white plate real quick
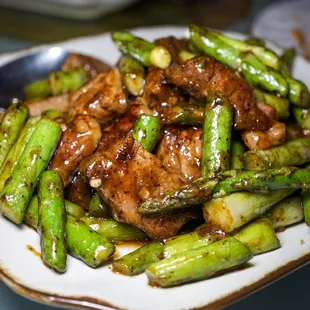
[1,26,310,310]
[252,0,310,50]
[0,0,139,20]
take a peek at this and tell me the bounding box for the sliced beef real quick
[50,115,102,186]
[165,56,273,131]
[156,127,202,182]
[80,134,194,240]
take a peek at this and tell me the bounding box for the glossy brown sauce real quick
[26,245,41,258]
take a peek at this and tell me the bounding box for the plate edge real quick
[1,252,310,310]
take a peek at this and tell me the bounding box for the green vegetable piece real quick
[81,216,146,241]
[0,118,62,223]
[112,31,171,69]
[132,114,161,152]
[112,241,163,275]
[66,215,115,267]
[118,54,145,96]
[0,116,40,191]
[164,226,225,258]
[201,95,233,178]
[0,101,29,169]
[230,140,245,170]
[244,36,266,48]
[146,237,252,287]
[165,105,204,126]
[270,195,303,229]
[38,171,67,273]
[25,78,51,100]
[64,200,86,219]
[234,218,280,255]
[203,189,295,232]
[88,193,110,218]
[243,137,310,170]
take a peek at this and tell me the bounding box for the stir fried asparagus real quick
[0,101,28,169]
[230,140,245,170]
[88,192,109,218]
[269,195,304,229]
[112,31,171,69]
[112,241,164,275]
[139,167,310,215]
[118,55,146,96]
[146,237,252,287]
[0,118,62,223]
[38,171,67,273]
[201,95,233,178]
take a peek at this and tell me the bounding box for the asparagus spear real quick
[293,107,310,130]
[117,55,145,96]
[42,109,66,124]
[38,171,67,273]
[112,31,171,69]
[0,118,62,224]
[203,189,295,232]
[132,114,161,152]
[212,30,280,70]
[269,195,303,229]
[189,25,288,96]
[234,218,280,255]
[146,237,252,287]
[88,192,110,218]
[0,116,40,191]
[25,69,89,99]
[0,101,29,169]
[243,137,310,170]
[280,48,310,108]
[165,105,204,126]
[164,226,225,258]
[244,36,266,48]
[201,95,233,178]
[231,140,245,170]
[66,215,115,267]
[139,167,310,215]
[254,89,290,120]
[80,216,146,241]
[179,50,198,62]
[112,241,163,275]
[24,197,86,229]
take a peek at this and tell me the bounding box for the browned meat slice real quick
[62,53,110,77]
[69,69,127,124]
[66,172,92,210]
[50,115,102,186]
[26,93,70,117]
[156,127,202,182]
[155,36,189,65]
[165,56,273,131]
[80,134,194,240]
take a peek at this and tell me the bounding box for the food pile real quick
[1,25,310,287]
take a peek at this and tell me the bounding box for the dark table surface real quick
[1,0,309,309]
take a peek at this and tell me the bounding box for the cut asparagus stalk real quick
[230,140,245,170]
[203,189,295,232]
[243,137,310,170]
[254,89,290,120]
[234,218,280,255]
[0,116,40,191]
[66,215,115,268]
[293,107,310,130]
[38,171,67,273]
[112,241,163,276]
[165,105,204,126]
[139,167,310,215]
[0,101,29,169]
[111,31,171,69]
[164,226,225,258]
[132,114,161,152]
[201,95,233,178]
[146,237,252,287]
[117,54,145,96]
[269,195,303,229]
[0,118,62,224]
[80,216,146,241]
[88,192,110,218]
